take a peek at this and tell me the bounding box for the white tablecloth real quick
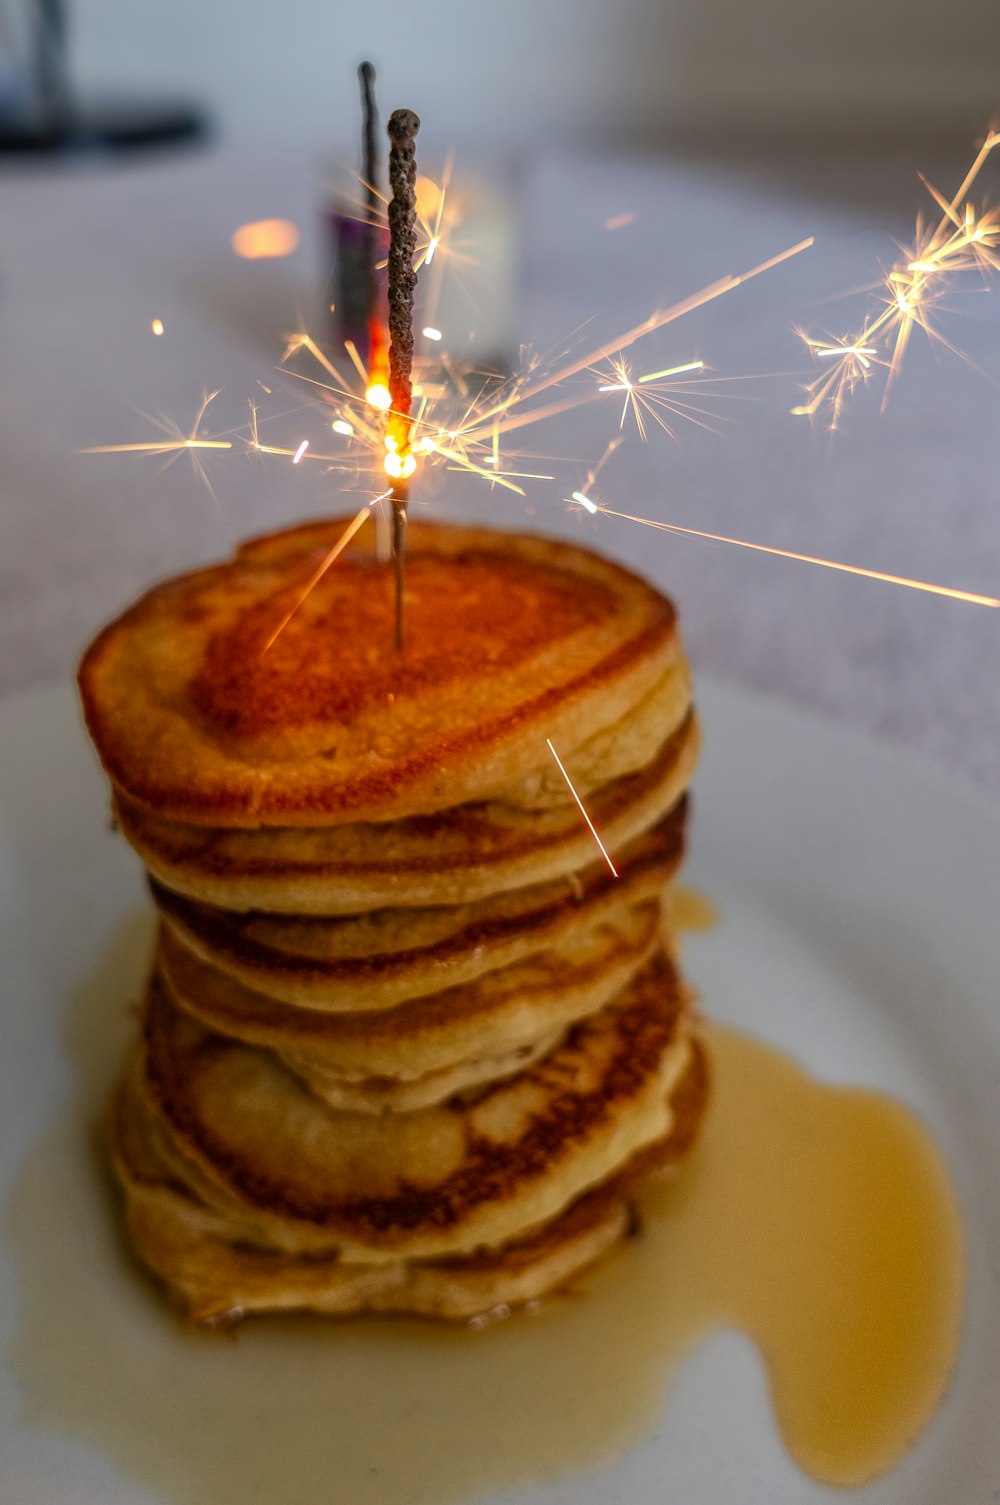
[1,140,997,790]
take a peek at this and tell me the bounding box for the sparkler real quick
[91,110,1000,673]
[385,106,421,649]
[268,232,812,510]
[794,131,1000,427]
[357,61,389,400]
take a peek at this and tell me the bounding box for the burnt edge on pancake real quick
[438,1033,711,1275]
[141,951,686,1241]
[150,801,686,990]
[79,520,679,825]
[111,1036,710,1323]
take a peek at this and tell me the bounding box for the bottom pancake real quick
[111,1038,709,1324]
[138,950,692,1264]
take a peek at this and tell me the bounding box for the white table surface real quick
[1,138,997,789]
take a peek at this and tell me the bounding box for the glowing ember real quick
[231,219,301,260]
[384,446,417,481]
[422,326,443,341]
[292,440,309,464]
[366,382,392,410]
[546,739,618,877]
[151,319,164,337]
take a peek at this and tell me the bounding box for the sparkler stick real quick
[358,61,387,389]
[359,62,379,230]
[386,106,420,649]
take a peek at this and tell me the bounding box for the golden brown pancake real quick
[111,1035,709,1323]
[158,893,666,1103]
[139,951,692,1263]
[79,518,709,1326]
[79,519,685,829]
[150,803,685,1011]
[115,718,698,914]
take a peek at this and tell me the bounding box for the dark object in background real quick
[326,61,388,367]
[0,0,206,153]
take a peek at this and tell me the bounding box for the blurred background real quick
[2,0,998,155]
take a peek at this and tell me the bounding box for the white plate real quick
[2,679,999,1505]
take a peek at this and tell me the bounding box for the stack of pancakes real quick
[78,518,707,1324]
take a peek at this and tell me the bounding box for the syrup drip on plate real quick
[8,917,962,1504]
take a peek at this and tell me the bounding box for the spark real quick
[546,739,618,877]
[594,355,722,440]
[343,340,371,386]
[422,326,443,341]
[82,392,232,457]
[240,231,811,513]
[604,212,636,231]
[82,391,233,505]
[567,439,624,515]
[593,504,1000,608]
[414,154,463,274]
[332,419,354,436]
[791,330,884,426]
[461,237,813,442]
[795,131,1000,426]
[151,318,164,336]
[639,360,705,383]
[292,439,309,464]
[261,498,386,653]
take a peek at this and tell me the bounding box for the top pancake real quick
[79,519,681,829]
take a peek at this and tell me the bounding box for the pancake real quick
[158,893,666,1098]
[151,803,686,1011]
[80,518,710,1327]
[139,951,692,1263]
[115,716,699,914]
[276,1029,568,1115]
[79,519,685,829]
[111,1039,710,1323]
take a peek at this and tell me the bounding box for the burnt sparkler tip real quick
[388,108,420,143]
[358,60,375,86]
